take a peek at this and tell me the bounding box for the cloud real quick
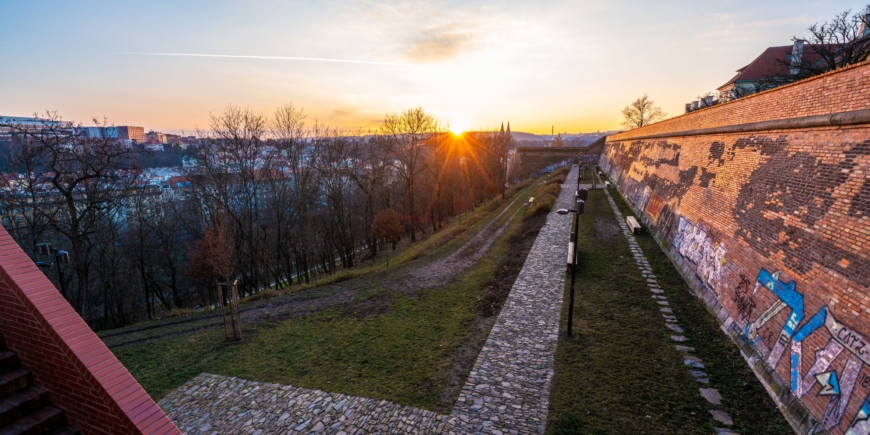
[401,24,478,63]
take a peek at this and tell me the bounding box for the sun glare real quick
[449,119,470,136]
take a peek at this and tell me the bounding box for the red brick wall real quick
[601,62,870,435]
[610,60,870,141]
[0,227,181,435]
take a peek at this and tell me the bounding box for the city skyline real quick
[0,0,862,134]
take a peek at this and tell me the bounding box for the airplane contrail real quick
[117,52,408,66]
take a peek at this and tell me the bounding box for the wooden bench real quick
[626,216,642,234]
[566,242,575,266]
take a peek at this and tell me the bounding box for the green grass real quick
[546,189,789,434]
[116,175,543,410]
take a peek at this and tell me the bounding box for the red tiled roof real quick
[718,44,824,90]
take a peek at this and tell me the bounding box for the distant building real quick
[145,131,167,144]
[84,126,145,143]
[0,116,71,141]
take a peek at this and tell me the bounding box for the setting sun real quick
[449,119,470,136]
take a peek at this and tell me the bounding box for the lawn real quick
[115,174,552,412]
[546,188,790,434]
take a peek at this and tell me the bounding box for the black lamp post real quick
[35,243,69,297]
[557,189,586,337]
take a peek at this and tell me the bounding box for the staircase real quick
[0,335,79,435]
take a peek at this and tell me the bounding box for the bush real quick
[526,182,562,218]
[552,165,571,177]
[546,174,566,186]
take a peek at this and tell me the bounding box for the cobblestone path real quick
[443,169,576,434]
[158,167,579,435]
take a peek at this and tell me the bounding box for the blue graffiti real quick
[794,307,828,342]
[757,268,804,337]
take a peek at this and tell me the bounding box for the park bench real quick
[626,216,642,234]
[567,242,575,267]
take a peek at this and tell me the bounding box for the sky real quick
[0,0,862,135]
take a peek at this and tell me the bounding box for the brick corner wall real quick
[0,226,181,435]
[600,61,870,435]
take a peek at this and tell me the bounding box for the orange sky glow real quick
[0,1,862,135]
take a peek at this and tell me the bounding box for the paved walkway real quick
[158,168,579,435]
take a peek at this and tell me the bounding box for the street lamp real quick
[557,190,586,337]
[35,243,69,297]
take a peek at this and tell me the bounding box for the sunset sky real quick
[0,0,861,135]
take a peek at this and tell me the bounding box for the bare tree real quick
[380,107,442,242]
[791,5,870,77]
[372,209,403,267]
[621,94,667,129]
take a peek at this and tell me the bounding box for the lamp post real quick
[35,243,69,297]
[557,190,586,337]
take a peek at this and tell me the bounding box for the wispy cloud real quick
[401,24,478,63]
[116,52,408,66]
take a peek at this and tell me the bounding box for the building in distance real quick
[84,126,145,143]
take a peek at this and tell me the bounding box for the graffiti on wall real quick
[735,268,870,433]
[645,193,665,222]
[672,216,728,294]
[637,186,652,214]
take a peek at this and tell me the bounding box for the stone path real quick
[444,168,576,434]
[601,187,740,435]
[158,168,579,435]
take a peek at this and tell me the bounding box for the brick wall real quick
[610,60,870,141]
[601,61,870,435]
[0,227,181,435]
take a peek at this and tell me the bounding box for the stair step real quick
[0,406,66,435]
[0,387,48,427]
[46,428,79,435]
[0,352,19,374]
[0,370,32,401]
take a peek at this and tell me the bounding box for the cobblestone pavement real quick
[158,168,579,435]
[443,169,576,435]
[601,187,739,434]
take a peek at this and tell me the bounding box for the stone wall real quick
[509,147,593,180]
[600,60,870,435]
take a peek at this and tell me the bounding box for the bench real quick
[567,242,575,266]
[626,216,642,234]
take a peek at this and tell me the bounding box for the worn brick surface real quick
[601,62,870,435]
[0,226,180,435]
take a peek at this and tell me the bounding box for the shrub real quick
[526,182,562,218]
[546,174,566,186]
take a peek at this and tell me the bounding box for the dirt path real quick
[102,184,535,349]
[390,196,525,293]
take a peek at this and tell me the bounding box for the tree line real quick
[0,105,514,329]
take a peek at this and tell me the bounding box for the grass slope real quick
[116,175,549,412]
[546,189,790,434]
